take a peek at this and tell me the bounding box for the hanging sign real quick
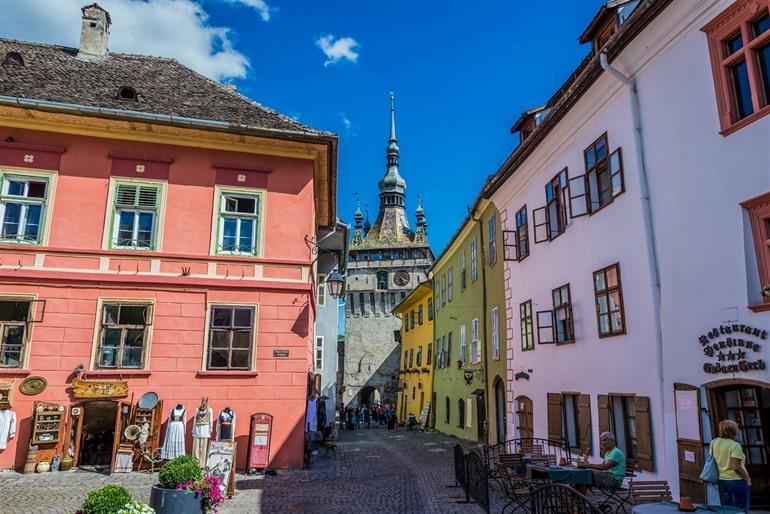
[698,324,766,374]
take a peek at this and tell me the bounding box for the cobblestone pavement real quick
[0,428,500,514]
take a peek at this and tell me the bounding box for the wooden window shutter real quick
[577,394,592,455]
[634,396,654,472]
[547,393,563,444]
[598,394,610,435]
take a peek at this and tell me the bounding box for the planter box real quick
[149,486,205,514]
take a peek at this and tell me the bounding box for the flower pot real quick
[149,486,205,514]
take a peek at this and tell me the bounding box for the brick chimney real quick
[77,3,111,61]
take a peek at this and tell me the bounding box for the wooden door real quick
[476,393,487,442]
[67,405,84,468]
[516,396,533,439]
[495,379,507,444]
[110,401,130,474]
[674,384,706,504]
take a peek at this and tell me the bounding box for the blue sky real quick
[3,0,605,254]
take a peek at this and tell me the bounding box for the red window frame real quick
[742,191,770,311]
[702,0,770,135]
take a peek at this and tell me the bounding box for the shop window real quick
[457,398,465,428]
[0,174,50,245]
[599,394,654,471]
[0,300,30,368]
[569,134,624,217]
[315,336,323,370]
[520,300,534,351]
[206,305,255,370]
[491,306,500,360]
[427,298,434,320]
[215,190,262,255]
[702,0,770,133]
[594,263,626,336]
[416,345,423,367]
[96,303,153,369]
[317,274,326,307]
[488,215,498,266]
[547,393,592,453]
[742,191,770,307]
[376,271,388,290]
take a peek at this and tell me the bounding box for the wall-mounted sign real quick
[273,349,289,358]
[698,324,766,374]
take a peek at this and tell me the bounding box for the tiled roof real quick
[0,38,328,136]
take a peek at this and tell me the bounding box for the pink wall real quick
[0,126,319,469]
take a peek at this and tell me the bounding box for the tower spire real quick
[389,90,396,142]
[379,91,406,210]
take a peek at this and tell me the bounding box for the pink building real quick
[0,4,337,471]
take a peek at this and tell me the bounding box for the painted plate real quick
[20,376,47,395]
[137,391,159,409]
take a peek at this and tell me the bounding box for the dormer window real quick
[579,0,641,54]
[3,52,24,66]
[117,86,137,101]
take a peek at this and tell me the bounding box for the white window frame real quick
[0,172,54,246]
[317,274,326,307]
[459,324,466,365]
[488,216,497,266]
[471,317,480,364]
[470,238,478,282]
[460,253,466,290]
[492,306,500,360]
[447,267,454,302]
[465,398,473,428]
[104,178,165,251]
[90,298,155,371]
[315,335,324,370]
[210,185,265,257]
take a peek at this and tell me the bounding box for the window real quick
[3,52,24,66]
[488,215,498,266]
[520,300,534,351]
[377,271,388,290]
[446,332,453,367]
[410,309,415,329]
[404,313,409,333]
[441,274,447,306]
[470,238,478,282]
[118,86,137,101]
[471,317,480,364]
[460,253,467,289]
[743,192,770,306]
[0,300,31,368]
[427,298,434,321]
[418,304,424,325]
[516,206,529,260]
[607,395,639,460]
[403,350,408,368]
[458,398,465,428]
[568,135,624,218]
[96,303,152,369]
[416,345,423,367]
[110,182,160,250]
[317,274,326,307]
[370,292,376,316]
[408,348,414,368]
[348,293,356,316]
[546,169,568,240]
[703,1,770,133]
[427,343,432,366]
[207,305,255,370]
[0,175,49,244]
[315,336,323,370]
[217,191,261,255]
[466,398,473,428]
[552,284,575,345]
[436,338,443,369]
[445,397,451,424]
[548,393,592,453]
[447,267,454,301]
[491,306,500,360]
[459,324,466,365]
[390,292,396,310]
[594,263,626,336]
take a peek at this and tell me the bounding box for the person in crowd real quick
[386,404,396,431]
[345,407,353,431]
[711,419,751,512]
[363,406,371,428]
[579,431,626,489]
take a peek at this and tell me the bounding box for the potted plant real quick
[762,285,770,298]
[150,455,222,514]
[79,484,133,514]
[118,500,156,514]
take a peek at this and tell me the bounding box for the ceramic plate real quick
[20,376,47,395]
[137,391,159,409]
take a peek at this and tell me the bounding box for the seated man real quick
[581,431,626,488]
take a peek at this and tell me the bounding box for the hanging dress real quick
[160,406,186,460]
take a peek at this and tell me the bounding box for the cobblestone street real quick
[0,428,496,514]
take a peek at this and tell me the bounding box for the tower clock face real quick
[393,270,410,287]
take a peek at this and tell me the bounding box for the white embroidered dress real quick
[0,410,16,450]
[160,406,186,459]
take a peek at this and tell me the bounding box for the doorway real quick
[516,396,533,439]
[475,392,487,442]
[494,377,507,444]
[77,401,118,470]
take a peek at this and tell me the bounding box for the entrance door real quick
[516,396,534,439]
[77,401,119,471]
[674,384,705,503]
[711,384,770,508]
[476,393,486,442]
[495,378,507,444]
[110,401,131,474]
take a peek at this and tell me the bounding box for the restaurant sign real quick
[699,324,766,374]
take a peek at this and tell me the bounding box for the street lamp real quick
[325,270,345,299]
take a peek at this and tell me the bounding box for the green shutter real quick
[115,183,159,208]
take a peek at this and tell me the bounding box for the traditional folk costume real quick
[160,405,186,459]
[0,409,16,450]
[192,406,213,464]
[216,408,236,441]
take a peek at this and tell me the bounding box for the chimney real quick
[77,3,111,61]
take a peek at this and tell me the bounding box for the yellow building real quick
[393,280,434,426]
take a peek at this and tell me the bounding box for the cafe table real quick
[527,464,596,486]
[631,502,744,514]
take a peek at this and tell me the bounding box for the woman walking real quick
[710,419,751,512]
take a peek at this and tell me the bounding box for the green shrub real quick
[158,455,202,489]
[81,484,132,514]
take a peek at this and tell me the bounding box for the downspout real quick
[474,212,491,445]
[600,53,666,468]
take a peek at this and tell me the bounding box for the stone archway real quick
[358,386,380,406]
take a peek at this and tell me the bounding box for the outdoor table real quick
[527,464,596,486]
[631,502,743,514]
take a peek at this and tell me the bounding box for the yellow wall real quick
[394,282,434,425]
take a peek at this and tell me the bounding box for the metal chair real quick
[497,462,535,514]
[594,458,637,513]
[529,483,604,514]
[629,480,673,505]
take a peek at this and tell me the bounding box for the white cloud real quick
[222,0,272,21]
[316,34,360,67]
[0,0,250,81]
[338,112,357,136]
[340,114,352,130]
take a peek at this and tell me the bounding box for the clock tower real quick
[343,93,434,407]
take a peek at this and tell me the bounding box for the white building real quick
[487,0,770,507]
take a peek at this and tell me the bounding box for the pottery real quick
[36,461,51,473]
[60,457,74,472]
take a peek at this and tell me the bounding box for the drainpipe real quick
[600,53,666,467]
[474,212,490,446]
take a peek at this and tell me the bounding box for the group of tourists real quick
[339,402,398,431]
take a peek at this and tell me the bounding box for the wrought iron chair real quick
[530,483,604,514]
[593,458,637,513]
[497,461,535,514]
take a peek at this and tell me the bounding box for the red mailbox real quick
[246,413,273,472]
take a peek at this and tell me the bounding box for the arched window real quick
[445,397,450,424]
[117,86,138,101]
[376,271,388,290]
[3,52,23,66]
[458,398,466,428]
